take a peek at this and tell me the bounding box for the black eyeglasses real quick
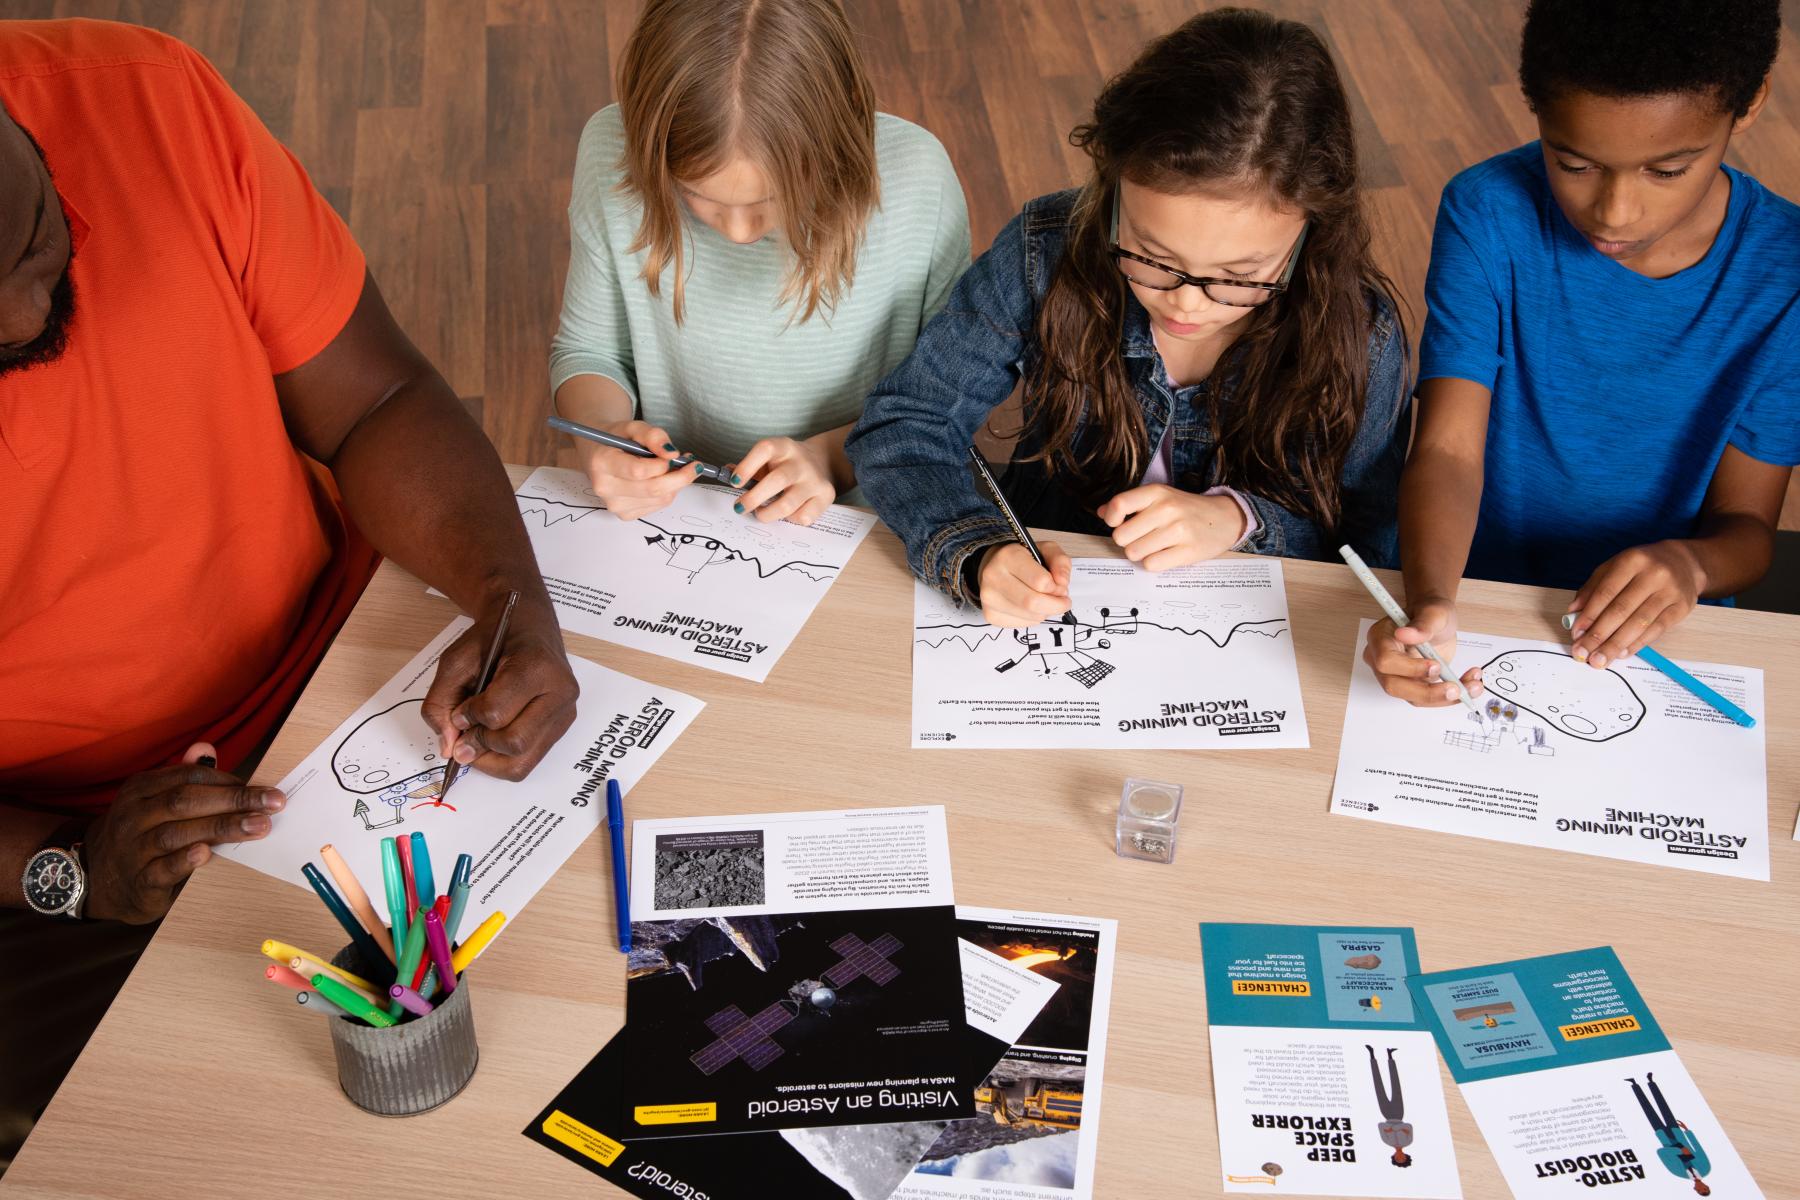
[1109,188,1308,307]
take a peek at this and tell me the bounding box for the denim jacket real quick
[846,189,1411,604]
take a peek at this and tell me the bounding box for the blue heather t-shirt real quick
[1420,142,1800,590]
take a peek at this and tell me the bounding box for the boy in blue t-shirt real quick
[1366,0,1800,705]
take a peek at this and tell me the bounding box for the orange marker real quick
[320,843,396,963]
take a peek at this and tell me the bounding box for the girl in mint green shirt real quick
[550,0,969,525]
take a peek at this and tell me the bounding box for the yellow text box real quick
[1559,1015,1642,1042]
[1231,980,1311,997]
[541,1110,626,1166]
[634,1102,718,1126]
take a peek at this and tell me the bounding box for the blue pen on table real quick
[301,862,396,987]
[410,831,436,908]
[1339,545,1481,713]
[607,778,631,954]
[1561,612,1756,728]
[548,415,738,487]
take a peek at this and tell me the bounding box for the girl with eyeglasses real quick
[846,7,1410,626]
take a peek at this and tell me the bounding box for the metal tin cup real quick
[325,942,478,1116]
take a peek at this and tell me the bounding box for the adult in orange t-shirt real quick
[0,20,578,1168]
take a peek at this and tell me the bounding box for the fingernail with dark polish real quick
[731,474,742,486]
[198,755,217,768]
[733,502,745,514]
[694,463,705,474]
[662,443,676,452]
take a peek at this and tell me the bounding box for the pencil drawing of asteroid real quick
[332,699,448,804]
[1478,650,1645,742]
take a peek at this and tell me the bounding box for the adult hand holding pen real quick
[420,592,579,783]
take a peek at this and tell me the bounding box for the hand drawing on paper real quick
[332,699,466,823]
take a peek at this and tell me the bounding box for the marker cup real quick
[325,942,478,1116]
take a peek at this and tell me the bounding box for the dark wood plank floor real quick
[9,0,1800,526]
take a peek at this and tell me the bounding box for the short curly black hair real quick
[1520,0,1781,119]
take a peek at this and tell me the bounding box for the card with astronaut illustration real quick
[220,617,702,944]
[1201,923,1461,1199]
[1411,947,1762,1199]
[1332,620,1768,879]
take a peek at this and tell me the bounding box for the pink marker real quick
[264,963,312,992]
[423,908,458,995]
[389,984,435,1017]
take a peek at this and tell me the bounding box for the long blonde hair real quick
[615,0,879,324]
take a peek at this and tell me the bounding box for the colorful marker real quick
[320,843,395,963]
[409,832,436,908]
[296,989,347,1019]
[1561,612,1756,728]
[446,877,473,946]
[290,955,381,1002]
[309,973,395,1028]
[449,911,505,975]
[395,834,417,913]
[264,963,312,992]
[423,910,458,995]
[389,984,435,1018]
[380,837,409,961]
[301,862,394,985]
[392,910,429,1017]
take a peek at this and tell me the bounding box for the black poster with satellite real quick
[523,1016,1010,1200]
[615,904,971,1139]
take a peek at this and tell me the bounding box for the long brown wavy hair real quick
[615,0,879,325]
[1024,8,1404,529]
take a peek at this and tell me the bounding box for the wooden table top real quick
[7,468,1798,1199]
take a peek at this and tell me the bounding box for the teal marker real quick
[410,831,436,907]
[1561,612,1756,728]
[445,852,475,945]
[380,837,409,962]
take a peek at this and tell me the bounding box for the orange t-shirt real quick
[0,20,380,813]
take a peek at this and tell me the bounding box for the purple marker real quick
[424,909,458,995]
[389,983,434,1017]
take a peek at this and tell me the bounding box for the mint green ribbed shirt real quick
[549,104,971,477]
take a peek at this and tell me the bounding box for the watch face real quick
[25,850,80,913]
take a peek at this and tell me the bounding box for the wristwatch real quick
[22,821,87,919]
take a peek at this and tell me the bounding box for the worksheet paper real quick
[620,807,968,1139]
[219,618,702,942]
[895,908,1118,1200]
[1331,620,1769,879]
[1200,923,1461,1198]
[1411,948,1761,1199]
[509,465,874,682]
[523,908,1070,1200]
[911,557,1308,749]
